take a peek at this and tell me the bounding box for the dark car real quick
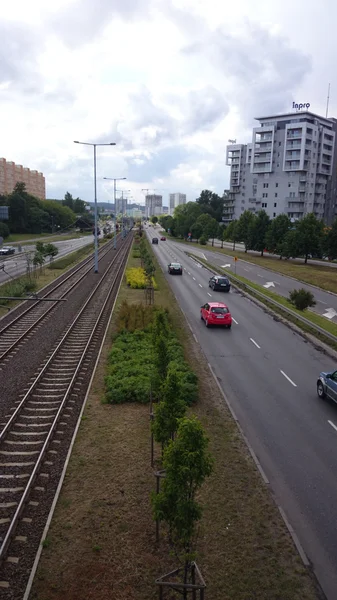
[160,236,166,241]
[317,370,337,402]
[152,237,159,244]
[0,246,15,256]
[168,262,183,275]
[209,275,230,292]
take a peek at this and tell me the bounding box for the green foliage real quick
[125,267,158,289]
[196,189,224,221]
[152,370,187,446]
[199,235,207,245]
[151,216,158,224]
[0,222,10,239]
[224,220,239,249]
[35,242,59,259]
[265,214,291,256]
[236,210,255,252]
[289,288,316,311]
[152,417,213,559]
[63,191,86,214]
[293,213,324,263]
[323,220,337,260]
[117,300,156,331]
[0,277,37,304]
[247,210,271,256]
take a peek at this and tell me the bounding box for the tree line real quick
[159,189,337,263]
[0,183,90,238]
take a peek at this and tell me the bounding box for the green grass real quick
[7,231,93,245]
[167,234,337,294]
[192,253,337,350]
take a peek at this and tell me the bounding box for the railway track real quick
[0,234,132,597]
[0,236,119,362]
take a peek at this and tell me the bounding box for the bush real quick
[289,288,316,311]
[0,222,10,239]
[0,277,37,304]
[125,267,157,289]
[199,235,208,245]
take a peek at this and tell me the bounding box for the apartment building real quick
[115,196,128,216]
[145,194,162,218]
[169,192,186,215]
[226,110,336,223]
[0,157,46,199]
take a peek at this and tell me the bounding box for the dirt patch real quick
[29,237,322,600]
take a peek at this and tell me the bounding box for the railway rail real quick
[0,236,120,362]
[0,233,132,597]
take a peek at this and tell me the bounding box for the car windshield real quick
[211,307,229,314]
[217,277,229,284]
[171,263,181,268]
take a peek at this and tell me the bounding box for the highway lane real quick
[165,237,337,323]
[148,230,337,600]
[0,235,94,285]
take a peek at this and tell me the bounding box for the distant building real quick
[0,157,46,199]
[169,192,186,215]
[226,109,336,223]
[162,206,169,214]
[115,196,127,216]
[145,194,162,218]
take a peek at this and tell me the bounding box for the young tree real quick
[217,224,226,248]
[247,210,271,256]
[0,222,10,239]
[265,214,291,258]
[152,370,186,447]
[294,213,324,263]
[225,220,239,250]
[190,221,203,242]
[236,210,255,252]
[152,417,213,593]
[151,216,158,224]
[208,217,219,246]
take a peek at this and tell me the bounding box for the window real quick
[275,182,279,187]
[289,192,295,198]
[243,178,245,182]
[273,212,276,217]
[263,183,269,188]
[275,193,278,198]
[274,202,277,207]
[262,202,267,208]
[262,193,268,198]
[279,142,281,146]
[288,183,291,187]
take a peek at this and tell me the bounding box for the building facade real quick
[145,194,162,218]
[226,110,336,223]
[169,192,186,215]
[0,157,46,199]
[115,196,127,216]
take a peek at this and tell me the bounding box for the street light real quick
[74,141,116,272]
[103,177,127,249]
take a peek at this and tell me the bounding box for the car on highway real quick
[160,236,166,241]
[0,246,15,256]
[168,262,183,275]
[152,237,159,244]
[200,302,232,328]
[209,275,231,292]
[317,370,337,402]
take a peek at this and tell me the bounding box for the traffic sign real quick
[234,256,238,261]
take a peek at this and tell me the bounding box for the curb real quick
[22,250,128,600]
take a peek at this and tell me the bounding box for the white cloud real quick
[0,0,329,206]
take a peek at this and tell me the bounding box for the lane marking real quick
[202,253,208,261]
[280,370,297,387]
[193,333,198,343]
[207,292,212,297]
[184,268,186,271]
[232,318,238,325]
[274,281,281,285]
[187,272,191,275]
[250,338,261,349]
[244,267,250,271]
[199,283,203,288]
[328,420,337,433]
[193,277,196,281]
[316,298,327,305]
[257,274,264,278]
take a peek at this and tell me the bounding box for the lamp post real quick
[74,141,116,272]
[103,177,127,249]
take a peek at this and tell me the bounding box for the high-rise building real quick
[145,194,162,218]
[169,193,186,215]
[226,110,336,223]
[115,196,127,216]
[0,157,46,199]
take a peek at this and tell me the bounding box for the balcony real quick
[248,198,256,203]
[255,144,272,151]
[286,141,302,149]
[285,205,304,213]
[287,131,303,139]
[256,136,273,143]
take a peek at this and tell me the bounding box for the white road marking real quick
[280,370,297,387]
[202,253,208,261]
[207,292,212,297]
[232,318,238,325]
[193,333,198,343]
[257,274,264,278]
[316,299,327,305]
[274,281,281,285]
[323,308,337,319]
[184,268,186,270]
[328,420,337,433]
[199,284,203,288]
[193,277,196,280]
[188,272,191,275]
[250,338,261,349]
[244,267,250,271]
[222,264,231,268]
[263,281,275,288]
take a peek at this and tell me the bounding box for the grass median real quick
[30,235,321,600]
[167,235,337,295]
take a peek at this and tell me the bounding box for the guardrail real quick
[187,253,337,346]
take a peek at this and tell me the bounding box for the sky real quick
[0,0,336,206]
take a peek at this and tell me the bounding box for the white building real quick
[145,194,162,218]
[169,193,186,215]
[226,109,336,222]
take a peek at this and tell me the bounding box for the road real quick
[0,235,94,285]
[147,228,337,600]
[164,238,337,323]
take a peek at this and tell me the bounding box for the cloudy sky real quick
[0,0,335,206]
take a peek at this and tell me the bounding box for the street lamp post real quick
[74,141,116,272]
[103,177,127,249]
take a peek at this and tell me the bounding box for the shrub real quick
[0,222,10,239]
[289,288,316,311]
[125,267,157,289]
[0,277,37,304]
[199,235,208,245]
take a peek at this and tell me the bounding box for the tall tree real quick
[224,220,239,250]
[63,191,74,211]
[265,214,291,258]
[196,189,224,221]
[247,210,271,256]
[294,213,324,263]
[323,219,337,260]
[236,210,255,252]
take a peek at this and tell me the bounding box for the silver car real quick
[317,370,337,402]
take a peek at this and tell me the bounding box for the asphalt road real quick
[165,238,337,323]
[147,228,337,600]
[0,235,94,285]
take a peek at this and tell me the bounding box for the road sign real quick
[234,256,238,261]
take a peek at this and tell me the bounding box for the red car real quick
[200,302,232,328]
[161,236,166,241]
